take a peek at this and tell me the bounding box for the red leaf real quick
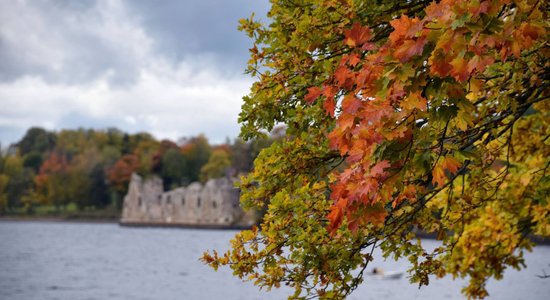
[327,198,348,234]
[341,95,362,114]
[441,156,461,175]
[393,36,427,62]
[322,85,338,99]
[337,113,355,130]
[347,146,364,163]
[334,66,353,88]
[371,160,391,178]
[346,53,361,67]
[305,86,322,104]
[429,50,453,77]
[389,15,424,43]
[432,156,461,187]
[467,55,494,74]
[355,178,377,198]
[432,164,446,187]
[324,97,336,117]
[450,56,470,82]
[344,23,373,48]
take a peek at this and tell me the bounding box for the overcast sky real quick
[0,0,270,145]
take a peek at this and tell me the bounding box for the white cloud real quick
[0,0,255,145]
[0,63,252,143]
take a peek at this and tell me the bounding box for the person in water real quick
[372,267,384,275]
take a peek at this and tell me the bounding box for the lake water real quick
[0,221,548,300]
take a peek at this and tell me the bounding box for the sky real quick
[0,0,270,146]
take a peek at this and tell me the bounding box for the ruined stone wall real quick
[121,173,253,227]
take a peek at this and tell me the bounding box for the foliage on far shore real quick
[0,127,276,214]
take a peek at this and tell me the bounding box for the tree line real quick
[0,127,276,214]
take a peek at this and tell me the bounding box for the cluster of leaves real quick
[0,127,275,214]
[203,0,548,299]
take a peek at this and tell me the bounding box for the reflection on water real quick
[0,221,548,300]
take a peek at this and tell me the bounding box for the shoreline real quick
[2,216,549,245]
[119,220,252,230]
[0,215,119,224]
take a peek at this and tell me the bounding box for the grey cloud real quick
[0,0,269,85]
[126,0,270,74]
[0,0,270,146]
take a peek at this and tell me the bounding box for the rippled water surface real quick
[0,221,548,300]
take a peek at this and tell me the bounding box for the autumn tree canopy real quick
[203,0,549,298]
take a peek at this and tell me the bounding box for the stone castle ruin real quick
[120,173,254,227]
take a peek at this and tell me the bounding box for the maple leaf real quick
[441,156,461,175]
[346,53,362,67]
[334,65,355,89]
[322,85,338,100]
[450,56,470,82]
[393,37,428,62]
[327,198,348,234]
[432,156,462,187]
[305,86,322,104]
[425,0,453,22]
[362,203,387,226]
[432,163,447,187]
[341,95,363,114]
[429,50,453,77]
[392,185,417,208]
[467,55,494,74]
[371,160,391,178]
[324,97,337,117]
[344,23,373,48]
[347,146,365,163]
[355,178,378,198]
[330,179,349,200]
[515,23,546,50]
[337,113,356,130]
[469,0,490,17]
[389,15,424,43]
[402,92,427,111]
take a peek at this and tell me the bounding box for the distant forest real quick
[0,127,279,215]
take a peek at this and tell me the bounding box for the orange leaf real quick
[327,198,348,234]
[432,156,461,187]
[305,86,322,104]
[342,95,362,114]
[371,160,390,178]
[441,156,461,175]
[389,15,424,43]
[450,56,470,82]
[393,37,428,62]
[344,23,373,48]
[432,163,446,187]
[429,50,453,77]
[347,146,364,163]
[467,55,494,74]
[402,91,427,111]
[337,113,355,130]
[324,97,336,117]
[334,65,354,89]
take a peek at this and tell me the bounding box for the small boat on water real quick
[368,268,404,280]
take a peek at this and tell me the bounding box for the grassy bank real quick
[1,203,120,222]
